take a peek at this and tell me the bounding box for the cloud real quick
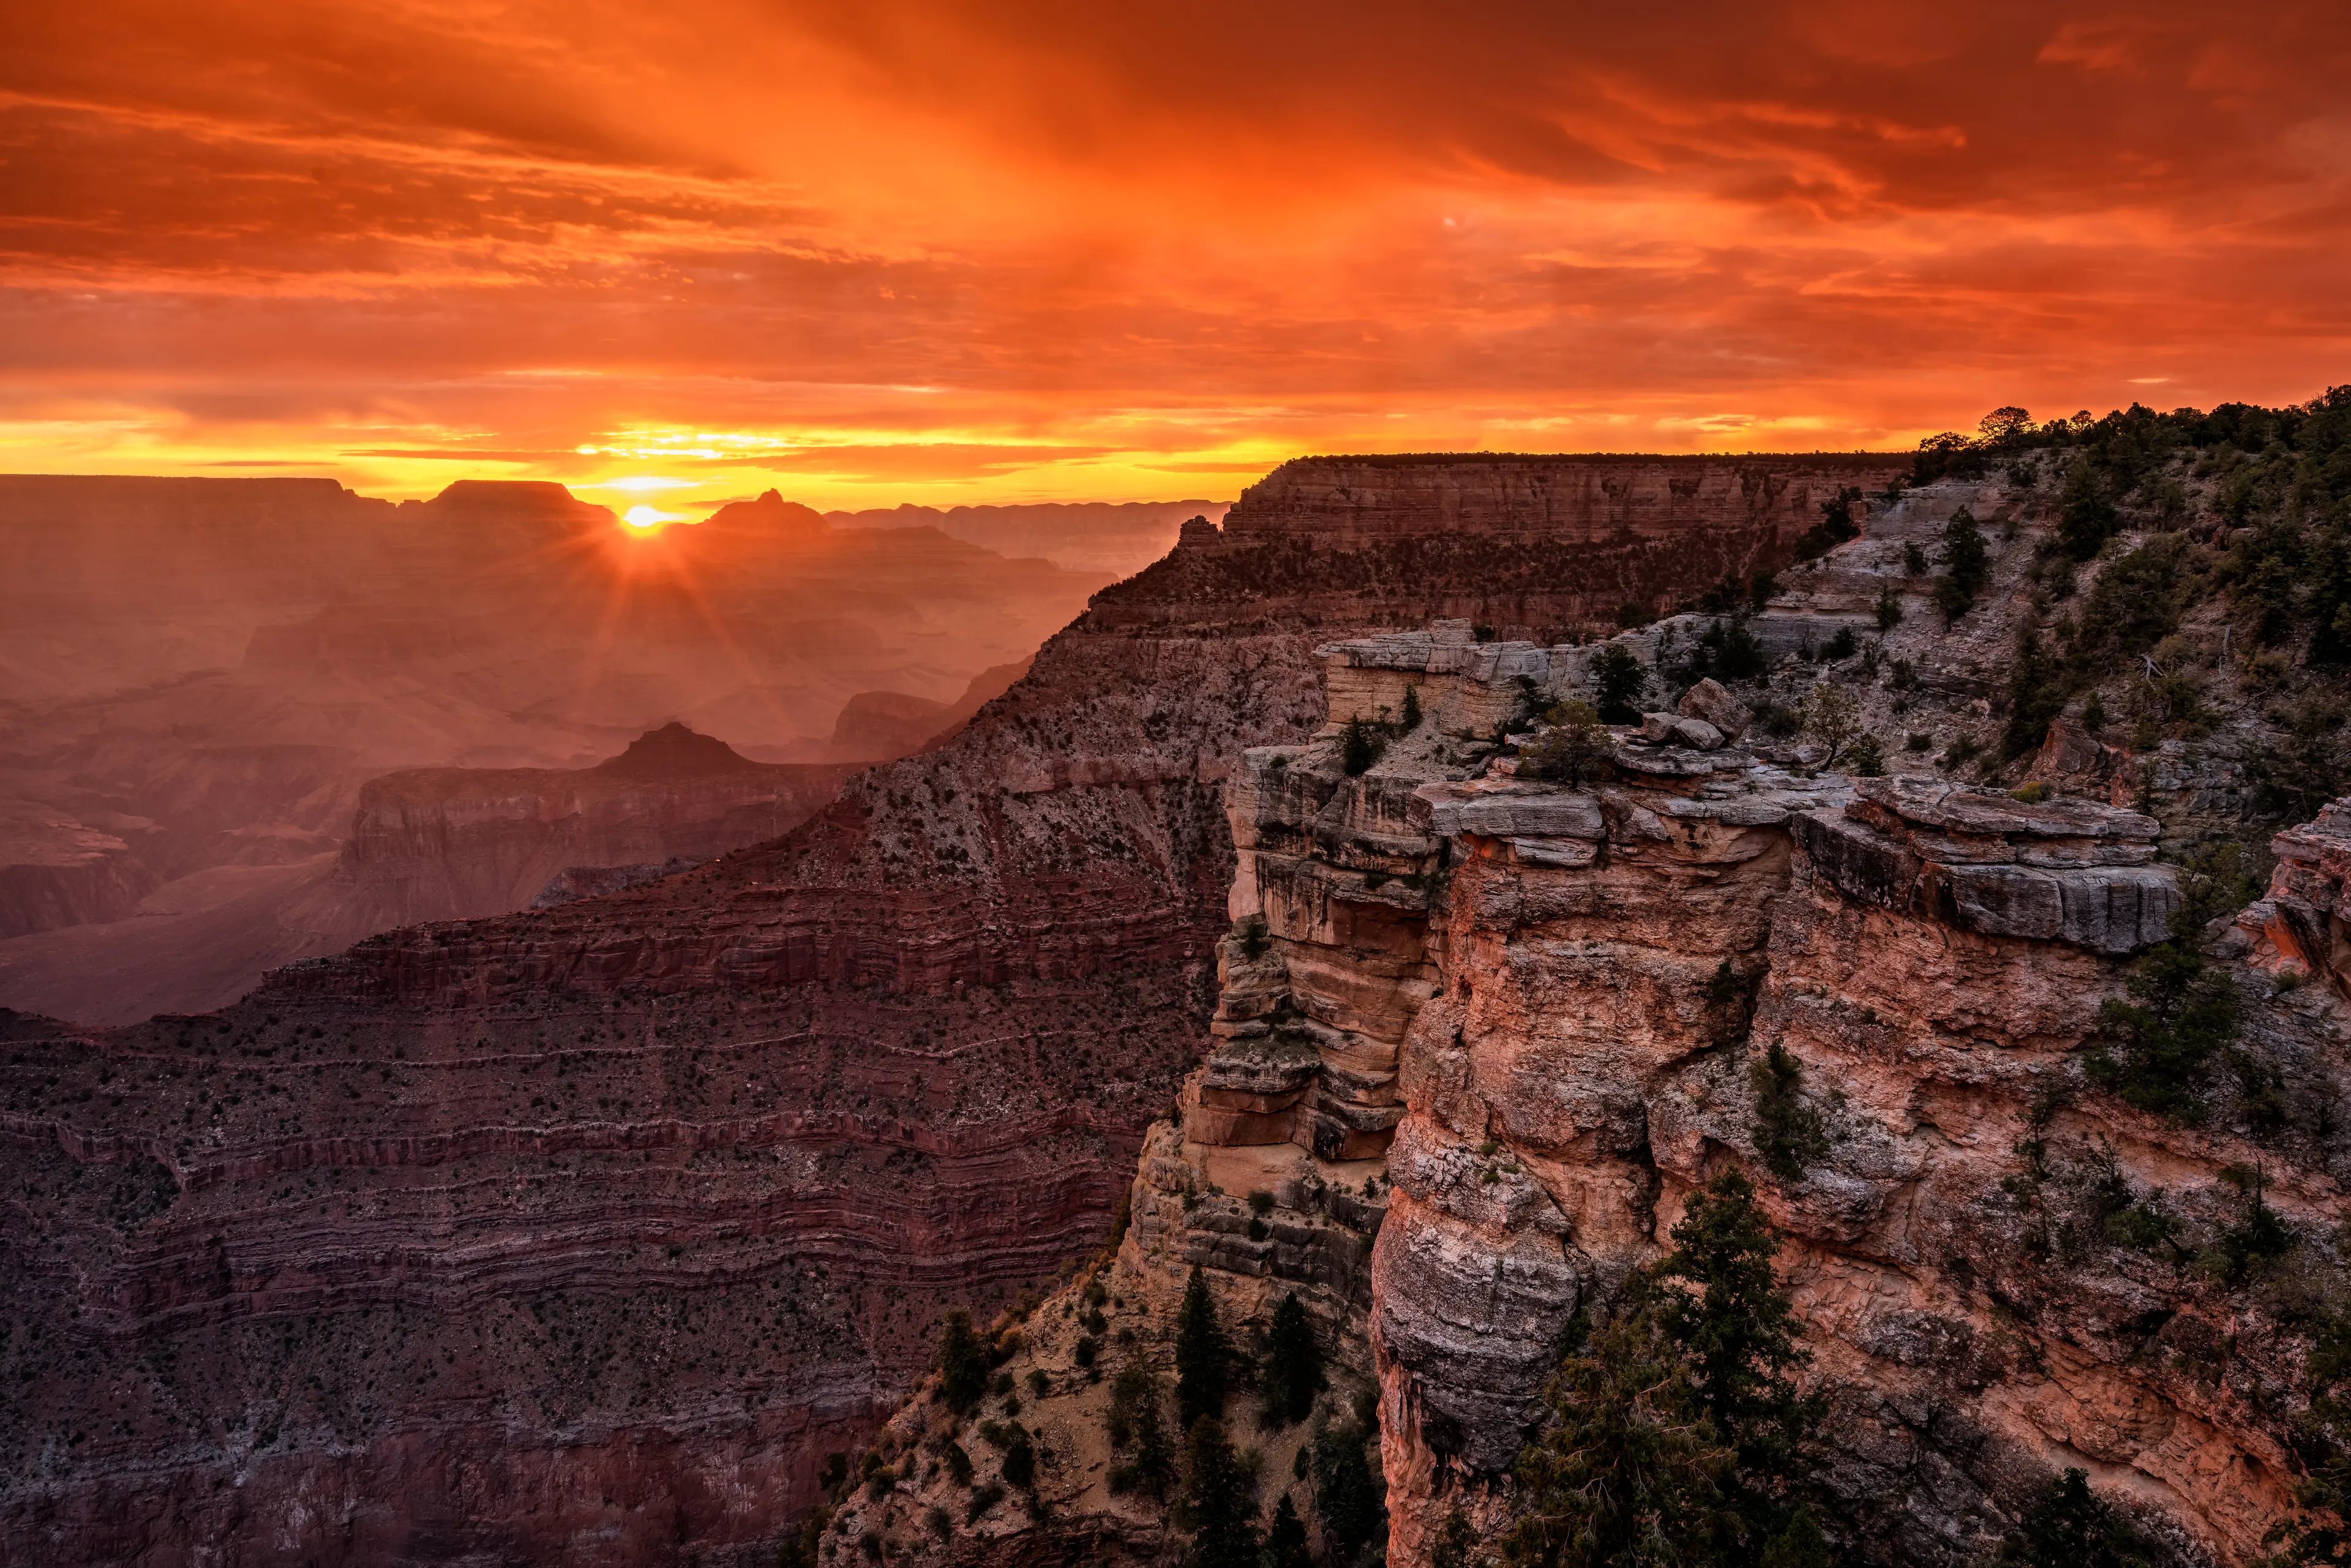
[1,1,2346,506]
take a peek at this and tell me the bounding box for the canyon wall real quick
[833,456,2351,1568]
[0,454,1901,1566]
[1194,626,2344,1567]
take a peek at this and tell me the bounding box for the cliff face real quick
[330,724,858,929]
[1196,628,2344,1567]
[839,444,2351,1568]
[0,455,1882,1566]
[0,805,157,939]
[1093,454,1905,637]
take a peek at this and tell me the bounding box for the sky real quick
[3,1,2348,511]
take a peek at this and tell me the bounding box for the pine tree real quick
[2001,629,2066,760]
[1175,1266,1230,1428]
[936,1308,989,1415]
[1340,715,1382,776]
[1433,1508,1483,1568]
[2311,523,2351,666]
[1107,1352,1176,1498]
[1502,1308,1737,1567]
[2088,842,2249,1122]
[1175,1417,1259,1568]
[1263,1292,1323,1426]
[1312,1423,1383,1566]
[2058,460,2117,561]
[2268,1311,2351,1565]
[1649,1171,1824,1547]
[1400,684,1424,732]
[1509,1176,1825,1567]
[1589,645,1651,723]
[1264,1494,1313,1568]
[1935,506,1991,622]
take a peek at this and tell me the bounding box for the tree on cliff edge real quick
[1176,1265,1230,1427]
[1505,1171,1824,1568]
[1589,645,1651,723]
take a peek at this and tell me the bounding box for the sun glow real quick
[622,504,685,530]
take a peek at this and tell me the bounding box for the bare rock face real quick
[2244,800,2351,999]
[0,805,158,939]
[0,457,1841,1566]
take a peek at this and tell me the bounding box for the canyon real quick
[0,478,1103,1019]
[0,453,1902,1566]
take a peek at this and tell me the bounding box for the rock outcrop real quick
[876,590,2351,1568]
[2245,800,2351,1000]
[0,454,1893,1566]
[1199,627,2344,1567]
[0,803,158,939]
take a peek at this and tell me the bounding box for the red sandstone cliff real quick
[820,459,2351,1568]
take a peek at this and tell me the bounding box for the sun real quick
[622,504,683,531]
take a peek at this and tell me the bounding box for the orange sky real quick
[3,1,2347,511]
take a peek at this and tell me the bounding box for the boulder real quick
[1677,677,1753,742]
[1671,717,1725,751]
[1638,711,1680,743]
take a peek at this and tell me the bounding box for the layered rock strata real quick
[331,724,858,929]
[1181,625,2342,1567]
[0,456,1878,1565]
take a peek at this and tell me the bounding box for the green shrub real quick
[937,1309,989,1414]
[1750,1041,1829,1181]
[1521,701,1610,786]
